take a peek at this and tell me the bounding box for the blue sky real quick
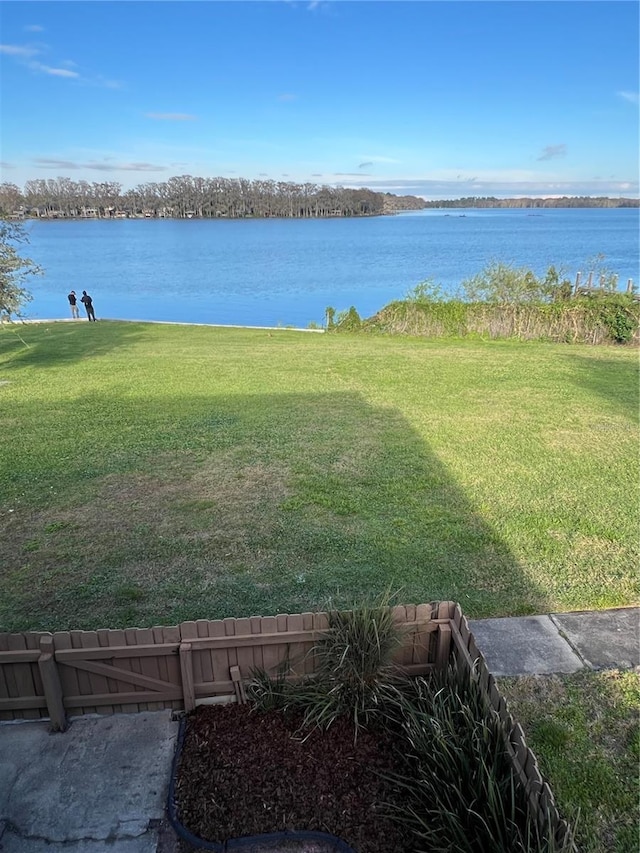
[1,1,638,199]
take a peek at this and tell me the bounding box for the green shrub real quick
[579,293,638,343]
[359,290,639,345]
[405,279,446,303]
[461,261,565,305]
[335,305,362,332]
[302,602,406,731]
[245,658,305,711]
[347,260,638,344]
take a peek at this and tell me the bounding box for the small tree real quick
[544,265,573,302]
[325,305,336,330]
[405,279,446,303]
[0,218,42,320]
[462,261,542,304]
[462,261,573,304]
[335,305,362,331]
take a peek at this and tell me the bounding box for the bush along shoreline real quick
[327,261,640,345]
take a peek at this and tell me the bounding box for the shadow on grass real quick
[564,353,639,422]
[1,388,553,632]
[0,320,146,370]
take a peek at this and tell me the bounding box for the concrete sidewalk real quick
[469,605,639,676]
[0,711,178,853]
[0,606,637,852]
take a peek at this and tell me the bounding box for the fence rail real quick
[0,601,574,849]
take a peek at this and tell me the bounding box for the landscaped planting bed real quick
[174,705,414,852]
[168,604,575,853]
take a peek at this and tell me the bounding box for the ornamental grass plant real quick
[248,598,408,734]
[379,664,574,853]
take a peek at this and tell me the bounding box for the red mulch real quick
[174,704,416,852]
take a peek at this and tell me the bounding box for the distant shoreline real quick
[9,203,640,223]
[14,317,324,333]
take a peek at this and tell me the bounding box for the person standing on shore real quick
[67,290,80,319]
[80,290,97,321]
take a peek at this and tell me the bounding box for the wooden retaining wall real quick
[0,600,574,849]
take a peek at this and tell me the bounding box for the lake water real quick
[21,208,640,328]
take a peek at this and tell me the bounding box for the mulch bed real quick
[174,704,416,853]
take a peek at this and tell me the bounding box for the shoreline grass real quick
[1,321,638,632]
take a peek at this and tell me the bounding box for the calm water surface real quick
[23,208,640,327]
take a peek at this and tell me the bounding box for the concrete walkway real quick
[0,607,637,852]
[0,711,178,853]
[469,605,639,676]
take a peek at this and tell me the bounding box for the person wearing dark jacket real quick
[80,290,97,321]
[67,290,80,319]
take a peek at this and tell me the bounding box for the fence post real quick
[38,636,67,732]
[436,622,452,671]
[179,642,195,712]
[230,665,246,705]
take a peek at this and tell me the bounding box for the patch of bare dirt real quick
[1,456,293,578]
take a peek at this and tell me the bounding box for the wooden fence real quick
[0,602,450,728]
[449,602,575,850]
[0,600,573,849]
[573,270,636,296]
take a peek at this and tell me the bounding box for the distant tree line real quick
[2,178,635,219]
[423,196,639,209]
[0,176,426,220]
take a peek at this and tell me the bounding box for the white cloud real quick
[537,144,567,161]
[33,157,167,173]
[617,90,639,105]
[35,64,80,79]
[359,155,401,164]
[33,158,80,169]
[1,41,119,87]
[145,113,197,121]
[25,25,45,33]
[0,44,39,58]
[89,161,166,172]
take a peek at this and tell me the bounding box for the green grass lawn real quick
[501,669,640,853]
[1,321,638,631]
